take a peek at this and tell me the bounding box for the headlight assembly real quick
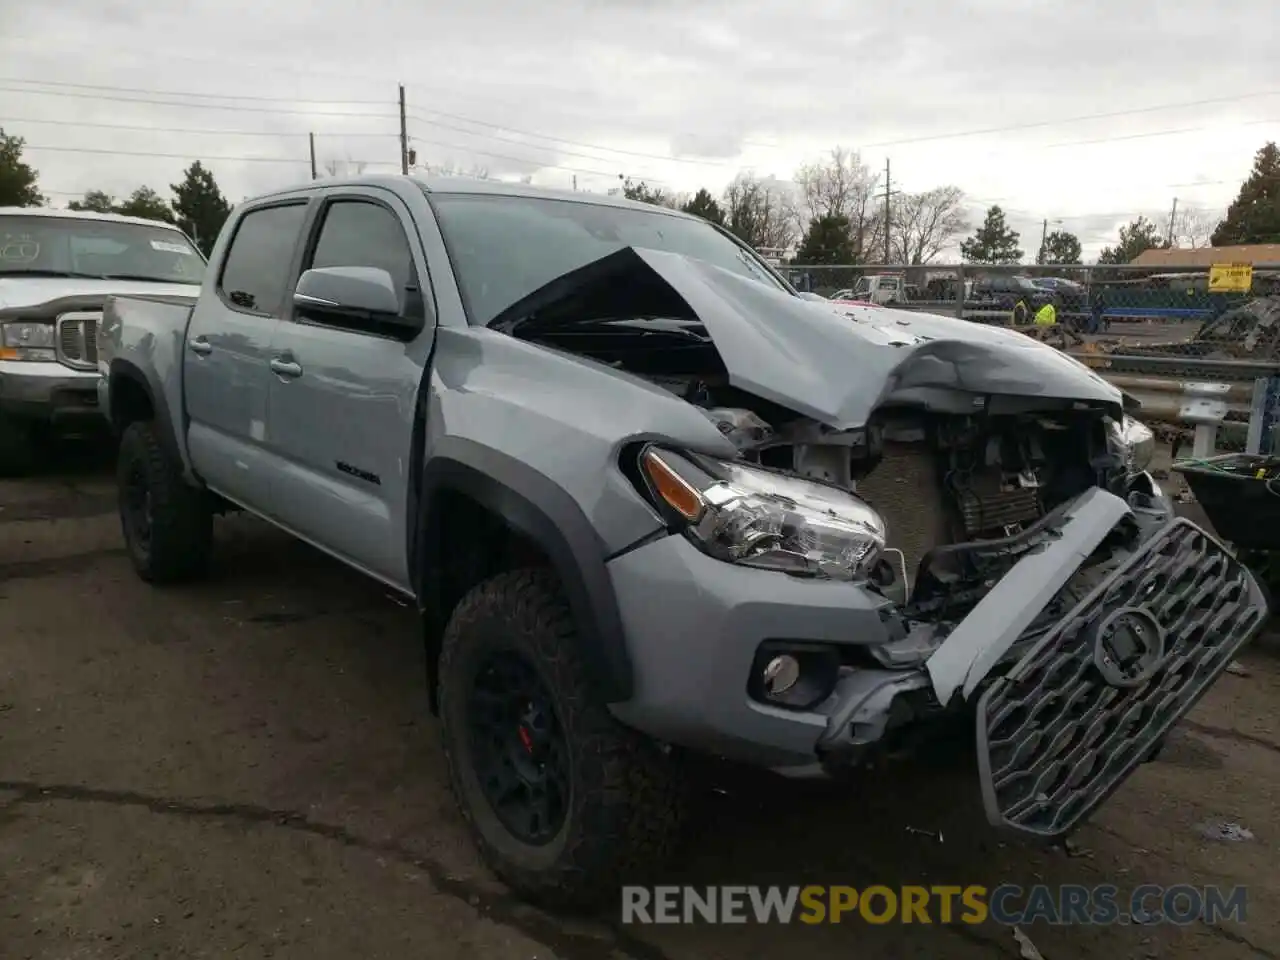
[638,445,887,580]
[1107,414,1155,474]
[0,321,57,362]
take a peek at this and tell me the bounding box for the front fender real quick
[418,436,635,703]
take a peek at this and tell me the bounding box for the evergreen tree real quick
[960,206,1023,263]
[1211,141,1280,246]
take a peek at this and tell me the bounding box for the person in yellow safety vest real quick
[1034,302,1057,326]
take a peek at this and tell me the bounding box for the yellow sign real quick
[1209,262,1252,292]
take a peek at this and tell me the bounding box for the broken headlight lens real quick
[1107,414,1155,475]
[640,446,886,579]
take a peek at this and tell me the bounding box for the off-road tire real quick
[439,568,687,912]
[0,416,37,477]
[117,420,213,584]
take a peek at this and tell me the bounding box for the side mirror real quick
[293,266,406,325]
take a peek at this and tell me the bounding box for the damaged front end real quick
[490,244,1270,840]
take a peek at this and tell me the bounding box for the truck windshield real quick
[427,193,792,326]
[0,215,205,284]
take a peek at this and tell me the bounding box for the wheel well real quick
[110,375,154,432]
[420,488,552,712]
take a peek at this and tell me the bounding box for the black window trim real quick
[215,198,312,319]
[289,190,428,340]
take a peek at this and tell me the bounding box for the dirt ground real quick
[2,439,1277,960]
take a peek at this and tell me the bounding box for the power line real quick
[0,84,398,119]
[406,133,668,183]
[22,137,653,183]
[0,76,389,105]
[857,89,1280,149]
[21,143,397,166]
[1,115,399,138]
[1047,117,1278,148]
[406,115,681,176]
[406,108,736,168]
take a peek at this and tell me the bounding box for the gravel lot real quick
[2,439,1277,960]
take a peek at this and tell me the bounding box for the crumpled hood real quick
[492,247,1124,428]
[0,276,201,313]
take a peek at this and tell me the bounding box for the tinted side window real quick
[219,203,307,314]
[308,200,415,307]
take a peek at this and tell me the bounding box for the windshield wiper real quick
[99,273,191,283]
[0,269,108,279]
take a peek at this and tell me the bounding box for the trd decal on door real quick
[336,461,381,486]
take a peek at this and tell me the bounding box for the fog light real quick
[762,655,801,696]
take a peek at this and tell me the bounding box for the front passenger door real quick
[264,191,433,591]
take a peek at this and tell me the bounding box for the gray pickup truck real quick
[99,175,1267,910]
[0,207,204,472]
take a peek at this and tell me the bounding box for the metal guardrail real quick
[1106,376,1234,458]
[1070,351,1280,384]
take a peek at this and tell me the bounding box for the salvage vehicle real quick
[830,273,909,305]
[99,176,1268,910]
[0,207,205,473]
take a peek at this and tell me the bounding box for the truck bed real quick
[99,293,200,460]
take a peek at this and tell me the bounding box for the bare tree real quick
[793,146,880,261]
[1171,207,1219,248]
[424,160,492,179]
[322,158,368,178]
[890,186,969,264]
[722,171,798,252]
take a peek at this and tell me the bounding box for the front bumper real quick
[0,360,102,423]
[608,483,1268,836]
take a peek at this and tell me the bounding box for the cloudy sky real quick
[2,0,1277,260]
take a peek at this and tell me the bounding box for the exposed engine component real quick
[668,397,1110,594]
[850,438,949,579]
[700,406,773,450]
[937,421,1047,539]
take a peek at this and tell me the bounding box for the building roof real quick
[1130,244,1280,268]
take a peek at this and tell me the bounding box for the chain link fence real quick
[781,262,1280,453]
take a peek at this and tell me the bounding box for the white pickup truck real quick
[0,207,204,472]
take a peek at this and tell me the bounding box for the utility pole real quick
[883,158,892,264]
[1167,197,1178,246]
[309,132,317,180]
[573,175,578,192]
[1040,218,1049,259]
[872,159,901,263]
[398,84,409,175]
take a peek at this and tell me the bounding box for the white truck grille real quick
[56,311,102,371]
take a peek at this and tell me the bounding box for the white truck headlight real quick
[1107,414,1155,474]
[639,446,886,579]
[0,321,57,362]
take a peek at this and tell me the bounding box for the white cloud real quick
[2,0,1276,260]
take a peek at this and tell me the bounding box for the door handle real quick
[270,357,303,379]
[187,337,212,355]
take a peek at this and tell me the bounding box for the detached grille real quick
[976,519,1266,838]
[55,311,102,371]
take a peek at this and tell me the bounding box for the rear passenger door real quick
[263,188,434,591]
[184,199,309,512]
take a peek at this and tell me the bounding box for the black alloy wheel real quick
[466,648,571,845]
[121,456,154,562]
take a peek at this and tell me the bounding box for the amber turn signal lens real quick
[641,450,705,521]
